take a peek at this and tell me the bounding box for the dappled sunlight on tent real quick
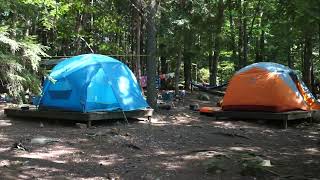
[266,72,278,80]
[118,76,130,96]
[122,97,133,105]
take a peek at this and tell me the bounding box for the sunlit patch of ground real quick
[304,148,320,155]
[92,154,125,166]
[0,119,12,127]
[182,151,223,161]
[15,145,79,164]
[229,146,262,152]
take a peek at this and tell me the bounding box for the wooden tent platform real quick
[201,109,315,129]
[4,108,154,127]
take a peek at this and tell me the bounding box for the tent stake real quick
[121,110,129,124]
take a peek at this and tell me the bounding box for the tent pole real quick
[121,110,129,124]
[36,77,51,110]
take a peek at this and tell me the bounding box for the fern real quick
[0,26,20,53]
[0,26,48,102]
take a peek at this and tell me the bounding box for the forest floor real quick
[0,92,319,180]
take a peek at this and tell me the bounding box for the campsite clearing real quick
[0,92,319,180]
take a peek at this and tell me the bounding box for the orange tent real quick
[222,62,320,112]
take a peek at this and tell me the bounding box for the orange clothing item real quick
[199,106,222,113]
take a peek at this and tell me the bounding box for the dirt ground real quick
[0,92,319,180]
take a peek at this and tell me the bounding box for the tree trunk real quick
[255,37,260,62]
[134,0,142,84]
[130,23,135,68]
[255,11,264,62]
[303,34,313,90]
[311,62,315,94]
[25,20,31,37]
[90,0,94,31]
[211,0,225,86]
[237,0,243,69]
[184,51,191,90]
[316,23,320,92]
[75,12,83,55]
[287,45,293,68]
[160,56,168,74]
[160,44,168,74]
[10,9,17,54]
[208,50,213,84]
[183,27,192,89]
[228,0,237,69]
[146,0,158,108]
[175,47,182,95]
[242,1,248,67]
[209,32,214,84]
[140,14,146,75]
[259,29,265,61]
[211,52,218,86]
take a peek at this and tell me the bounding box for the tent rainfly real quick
[39,54,149,112]
[222,62,320,112]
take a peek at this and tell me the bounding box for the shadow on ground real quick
[0,92,319,180]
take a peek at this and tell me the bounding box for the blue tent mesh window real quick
[48,90,72,99]
[48,80,72,100]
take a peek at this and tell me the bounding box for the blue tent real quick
[39,54,149,112]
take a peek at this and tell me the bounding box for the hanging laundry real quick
[160,74,166,80]
[140,76,147,88]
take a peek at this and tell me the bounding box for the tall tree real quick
[228,0,237,68]
[295,0,319,89]
[133,0,142,83]
[175,44,183,95]
[236,0,244,69]
[146,0,158,108]
[210,0,225,85]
